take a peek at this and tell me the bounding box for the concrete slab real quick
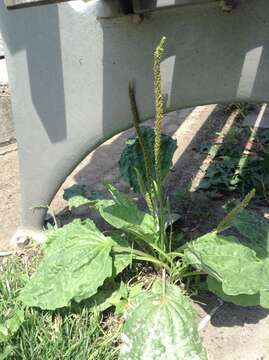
[0,144,20,251]
[0,59,14,146]
[0,84,15,145]
[201,302,269,360]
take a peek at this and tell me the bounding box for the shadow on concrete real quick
[0,2,66,143]
[197,292,269,327]
[211,302,269,327]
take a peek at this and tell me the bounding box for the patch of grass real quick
[0,254,120,360]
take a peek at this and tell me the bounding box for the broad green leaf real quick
[20,219,114,310]
[119,126,177,193]
[197,212,269,309]
[97,184,157,243]
[87,282,144,315]
[120,280,207,360]
[224,209,269,308]
[115,282,144,315]
[87,281,128,313]
[232,209,269,257]
[112,250,132,277]
[207,276,269,309]
[185,232,269,296]
[207,276,261,307]
[63,184,93,209]
[113,283,129,314]
[67,195,95,209]
[260,290,269,308]
[0,309,24,343]
[63,184,90,200]
[128,282,144,298]
[217,189,255,233]
[63,184,108,209]
[110,233,132,276]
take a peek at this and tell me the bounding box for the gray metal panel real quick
[1,0,269,242]
[132,0,216,13]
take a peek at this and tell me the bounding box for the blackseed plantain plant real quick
[7,38,269,359]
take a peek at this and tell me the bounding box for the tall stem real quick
[166,196,173,253]
[162,268,166,298]
[128,81,156,215]
[154,37,166,186]
[153,37,166,252]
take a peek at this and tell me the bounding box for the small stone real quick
[15,235,30,247]
[219,0,237,12]
[131,14,144,24]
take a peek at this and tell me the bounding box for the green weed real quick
[0,255,120,360]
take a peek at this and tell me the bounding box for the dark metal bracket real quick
[132,0,216,14]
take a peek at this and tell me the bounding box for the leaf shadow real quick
[211,302,269,327]
[197,292,269,327]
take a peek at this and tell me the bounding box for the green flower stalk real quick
[154,36,166,187]
[128,38,168,253]
[153,37,167,252]
[128,81,152,183]
[128,81,155,214]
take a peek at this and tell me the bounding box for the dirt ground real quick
[1,105,269,359]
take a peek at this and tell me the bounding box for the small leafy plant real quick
[13,38,269,359]
[197,117,269,202]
